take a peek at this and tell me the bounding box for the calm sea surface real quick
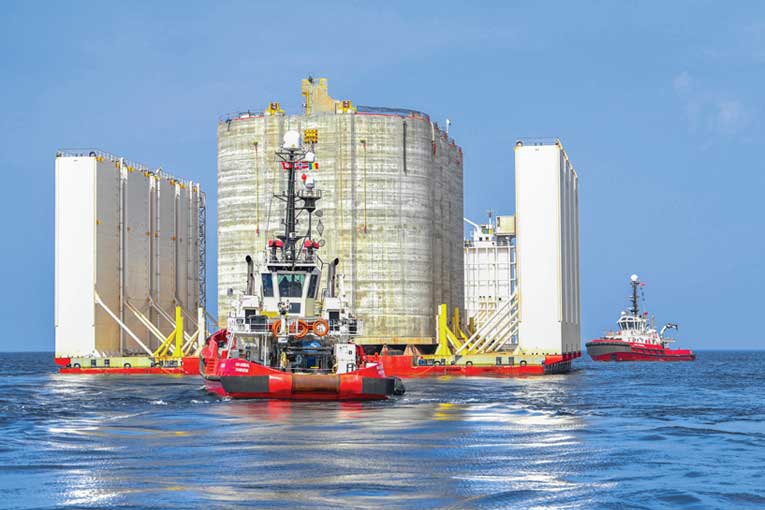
[0,351,763,509]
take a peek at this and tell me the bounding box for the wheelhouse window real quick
[307,274,319,298]
[261,274,274,297]
[278,273,305,298]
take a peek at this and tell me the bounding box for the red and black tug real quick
[200,129,402,400]
[586,274,695,362]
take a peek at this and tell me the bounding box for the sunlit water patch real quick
[0,352,763,509]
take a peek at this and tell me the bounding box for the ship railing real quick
[230,317,363,338]
[328,319,362,336]
[514,137,561,147]
[297,189,323,200]
[56,147,189,184]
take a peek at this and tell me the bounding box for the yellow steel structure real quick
[303,129,318,144]
[265,102,284,116]
[153,306,185,359]
[434,304,463,356]
[429,300,522,364]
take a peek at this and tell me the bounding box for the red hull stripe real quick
[56,357,200,375]
[366,354,576,378]
[586,339,695,362]
[204,357,396,400]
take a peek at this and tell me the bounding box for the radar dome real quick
[282,130,301,149]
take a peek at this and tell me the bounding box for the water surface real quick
[0,351,763,509]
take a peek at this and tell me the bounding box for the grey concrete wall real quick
[218,109,463,344]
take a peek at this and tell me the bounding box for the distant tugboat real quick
[586,274,695,362]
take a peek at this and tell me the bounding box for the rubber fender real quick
[393,377,406,395]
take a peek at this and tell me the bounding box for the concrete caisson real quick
[217,79,464,345]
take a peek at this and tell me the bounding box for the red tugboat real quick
[586,274,695,362]
[201,130,403,400]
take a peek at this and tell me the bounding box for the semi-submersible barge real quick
[54,78,583,380]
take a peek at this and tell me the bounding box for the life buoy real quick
[270,320,282,337]
[294,320,310,339]
[312,319,329,337]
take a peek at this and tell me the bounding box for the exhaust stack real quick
[327,258,339,298]
[245,255,255,295]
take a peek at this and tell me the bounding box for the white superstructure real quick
[515,140,580,355]
[463,215,516,325]
[54,150,205,358]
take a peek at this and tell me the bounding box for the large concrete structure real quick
[218,78,464,344]
[515,140,580,355]
[55,150,205,357]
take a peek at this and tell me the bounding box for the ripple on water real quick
[0,352,763,509]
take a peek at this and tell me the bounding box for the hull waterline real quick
[202,356,397,401]
[586,339,695,362]
[368,353,579,378]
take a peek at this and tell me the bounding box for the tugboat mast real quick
[276,146,302,263]
[629,274,640,317]
[272,130,320,269]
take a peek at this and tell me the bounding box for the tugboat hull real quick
[204,357,397,401]
[586,339,695,362]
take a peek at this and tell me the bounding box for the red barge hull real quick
[366,353,580,378]
[54,356,201,375]
[586,339,695,362]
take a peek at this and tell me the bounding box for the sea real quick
[0,351,762,510]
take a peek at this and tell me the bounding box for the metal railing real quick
[56,148,194,186]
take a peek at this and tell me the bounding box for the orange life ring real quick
[271,319,309,338]
[293,320,310,339]
[312,319,329,337]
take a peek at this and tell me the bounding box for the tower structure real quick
[514,140,580,355]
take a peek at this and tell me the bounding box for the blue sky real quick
[1,1,763,351]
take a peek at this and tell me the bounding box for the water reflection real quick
[5,353,762,509]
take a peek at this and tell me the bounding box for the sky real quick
[1,1,763,351]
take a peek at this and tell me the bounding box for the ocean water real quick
[0,352,763,510]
